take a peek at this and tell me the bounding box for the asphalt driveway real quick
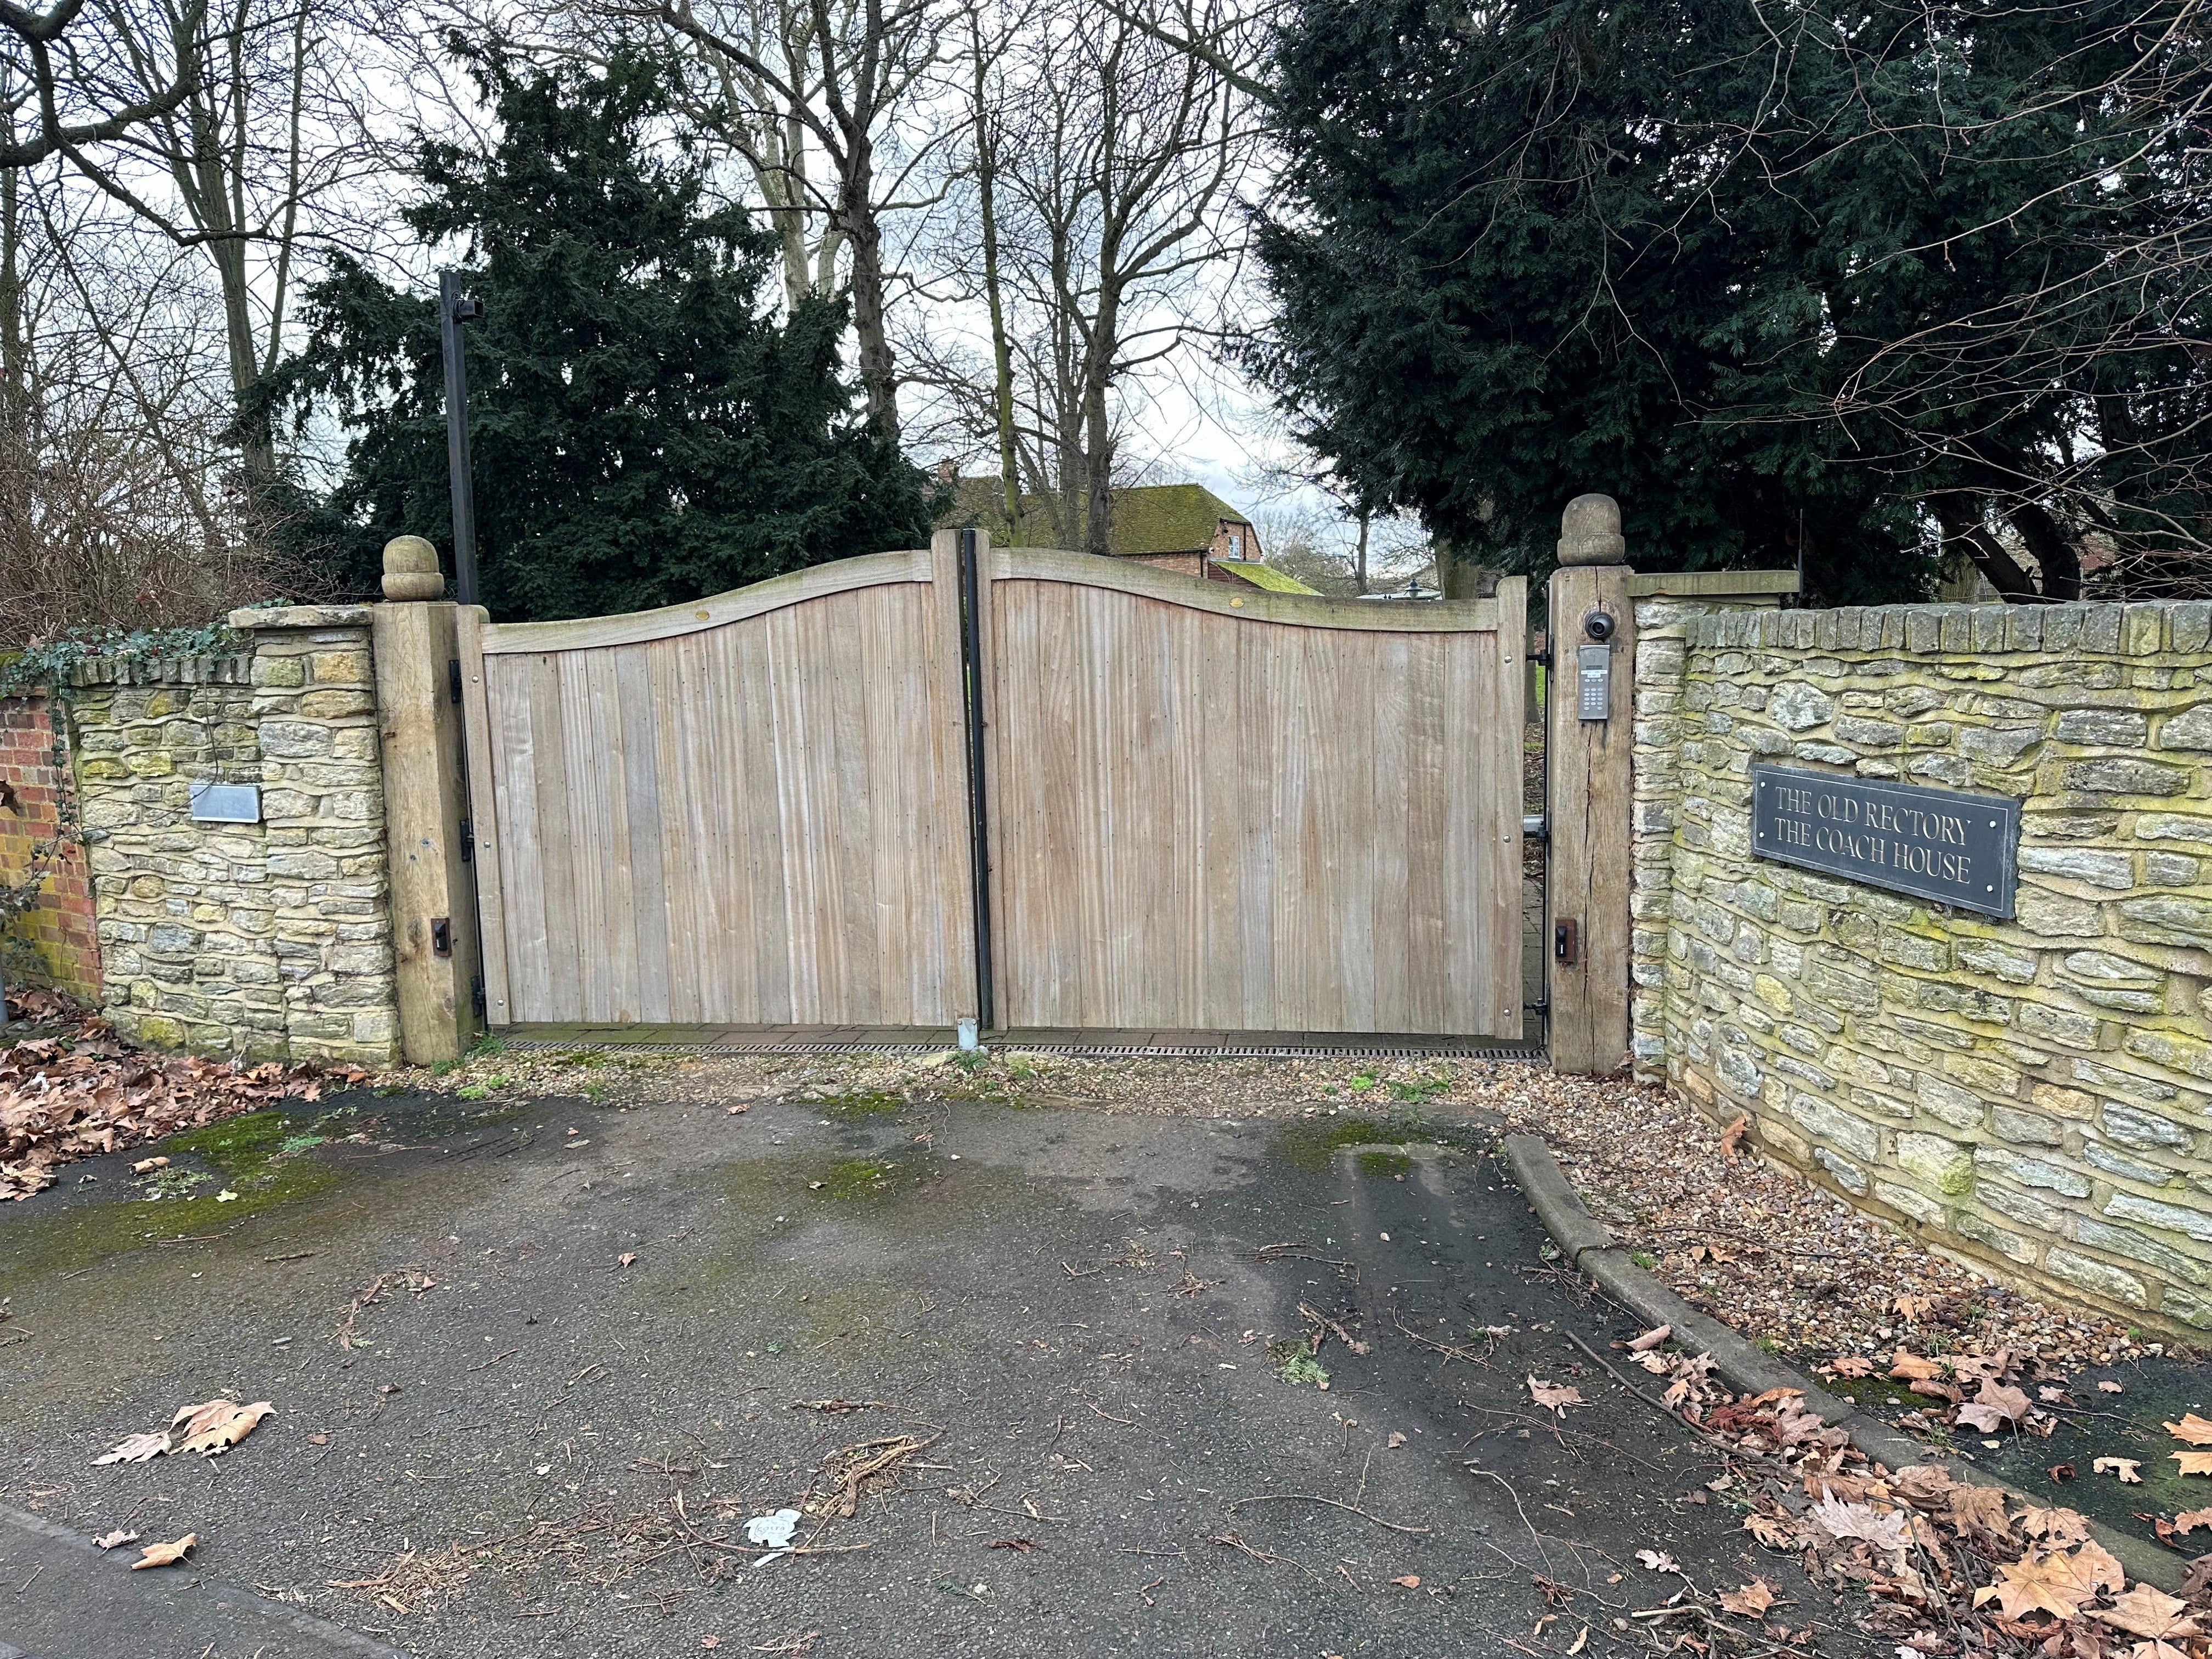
[0,1068,1885,1657]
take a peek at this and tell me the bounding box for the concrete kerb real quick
[1498,1131,2186,1594]
[0,1504,406,1658]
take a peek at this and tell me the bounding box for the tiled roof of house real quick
[1213,560,1318,595]
[941,478,1251,556]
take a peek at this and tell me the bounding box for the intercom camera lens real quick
[1584,611,1615,641]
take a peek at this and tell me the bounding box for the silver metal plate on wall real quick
[188,781,262,823]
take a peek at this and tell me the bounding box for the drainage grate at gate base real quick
[501,1036,1542,1062]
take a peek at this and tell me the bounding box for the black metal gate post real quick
[440,272,483,607]
[957,528,997,1031]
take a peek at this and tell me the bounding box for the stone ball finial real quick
[381,534,445,601]
[1556,493,1626,566]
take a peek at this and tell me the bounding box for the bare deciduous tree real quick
[653,0,957,437]
[910,0,1257,554]
[0,0,209,171]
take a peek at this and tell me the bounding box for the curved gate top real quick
[460,532,1526,1039]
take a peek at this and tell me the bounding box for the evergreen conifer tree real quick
[270,44,928,620]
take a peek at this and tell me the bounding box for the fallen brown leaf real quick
[1974,1549,2103,1622]
[2174,1452,2212,1477]
[2172,1509,2212,1537]
[2098,1586,2201,1642]
[1719,1580,1778,1618]
[2094,1456,2143,1484]
[1955,1380,2032,1433]
[1717,1114,1749,1156]
[1388,1575,1420,1588]
[93,1530,139,1550]
[93,1431,170,1465]
[2166,1415,2212,1448]
[131,1534,196,1570]
[176,1401,274,1458]
[1526,1377,1583,1417]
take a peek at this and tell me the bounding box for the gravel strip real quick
[1489,1071,2166,1372]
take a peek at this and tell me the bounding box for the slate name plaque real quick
[1751,764,2018,919]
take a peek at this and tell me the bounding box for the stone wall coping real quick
[228,603,375,631]
[62,656,253,689]
[1685,599,2212,656]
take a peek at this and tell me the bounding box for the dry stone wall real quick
[65,606,400,1065]
[1631,599,2212,1338]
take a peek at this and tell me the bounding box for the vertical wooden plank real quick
[1402,631,1448,1034]
[563,650,633,1020]
[1329,629,1377,1032]
[526,653,582,1019]
[1490,578,1529,1040]
[648,635,706,1023]
[456,607,513,1029]
[615,646,672,1023]
[1367,634,1413,1030]
[831,588,881,1023]
[1235,612,1275,1030]
[1442,631,1485,1032]
[1194,607,1241,1029]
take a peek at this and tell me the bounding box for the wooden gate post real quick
[371,535,482,1063]
[1547,494,1634,1074]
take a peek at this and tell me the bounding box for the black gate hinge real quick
[458,816,474,862]
[470,974,486,1018]
[447,658,464,704]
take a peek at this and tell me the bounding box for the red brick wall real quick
[1128,552,1204,577]
[0,692,100,1001]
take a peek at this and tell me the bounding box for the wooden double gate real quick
[458,533,1528,1038]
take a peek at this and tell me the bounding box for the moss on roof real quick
[939,478,1250,556]
[1214,560,1319,595]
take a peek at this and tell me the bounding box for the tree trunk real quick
[839,150,899,440]
[1434,536,1487,599]
[1929,495,2039,601]
[1353,506,1369,592]
[2006,499,2084,601]
[974,55,1018,528]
